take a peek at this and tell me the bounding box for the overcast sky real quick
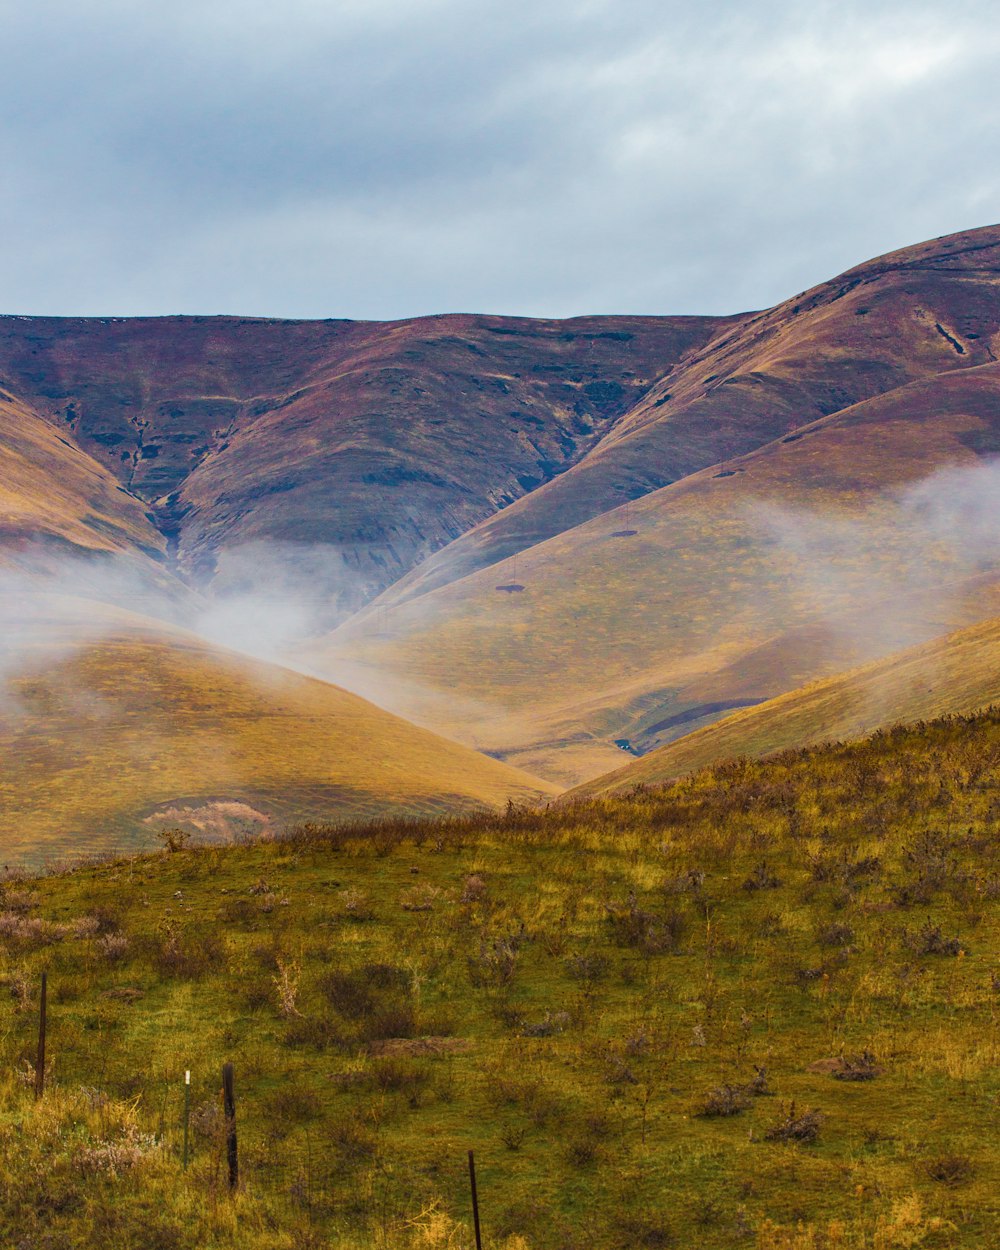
[1,0,997,320]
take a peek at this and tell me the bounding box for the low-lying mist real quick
[753,455,1000,663]
[1,454,998,749]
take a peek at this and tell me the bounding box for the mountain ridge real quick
[3,221,1000,851]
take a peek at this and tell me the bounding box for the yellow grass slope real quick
[0,605,557,863]
[568,614,1000,798]
[321,362,1000,786]
[0,390,164,561]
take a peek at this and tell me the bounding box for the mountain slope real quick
[0,387,165,566]
[567,615,1000,798]
[318,359,1000,785]
[374,223,1000,608]
[0,602,557,863]
[0,312,728,619]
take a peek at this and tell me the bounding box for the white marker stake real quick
[183,1070,191,1169]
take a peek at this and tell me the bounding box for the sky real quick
[1,0,998,320]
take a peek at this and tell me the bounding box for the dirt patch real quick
[142,800,272,843]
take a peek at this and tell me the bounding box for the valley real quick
[2,221,1000,860]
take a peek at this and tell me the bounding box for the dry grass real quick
[573,617,1000,798]
[0,618,557,863]
[0,709,996,1244]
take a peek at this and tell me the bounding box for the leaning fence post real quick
[222,1062,238,1191]
[468,1149,483,1250]
[182,1069,191,1169]
[34,972,47,1100]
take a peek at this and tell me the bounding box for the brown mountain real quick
[0,385,168,585]
[373,224,1000,610]
[315,225,1000,783]
[314,360,1000,784]
[0,311,727,619]
[2,221,1000,852]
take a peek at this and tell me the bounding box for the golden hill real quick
[567,614,1000,798]
[0,389,164,563]
[319,361,1000,786]
[0,603,557,863]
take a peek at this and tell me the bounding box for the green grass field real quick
[3,708,1000,1246]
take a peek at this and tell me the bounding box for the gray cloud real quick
[0,0,997,318]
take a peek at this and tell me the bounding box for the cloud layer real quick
[1,0,997,319]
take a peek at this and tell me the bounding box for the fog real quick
[753,456,1000,664]
[1,456,998,752]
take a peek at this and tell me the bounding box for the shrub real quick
[605,892,685,954]
[764,1103,821,1144]
[742,861,782,892]
[697,1084,751,1117]
[925,1154,974,1186]
[697,1068,769,1117]
[97,933,130,963]
[905,922,963,956]
[816,922,854,948]
[832,1050,879,1081]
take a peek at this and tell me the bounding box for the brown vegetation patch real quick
[365,1036,472,1057]
[807,1052,881,1080]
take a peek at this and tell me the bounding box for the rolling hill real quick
[372,223,1000,608]
[0,600,557,864]
[566,614,1000,799]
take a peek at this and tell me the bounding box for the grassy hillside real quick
[569,615,1000,799]
[321,362,1000,785]
[0,606,556,863]
[3,710,1000,1246]
[0,389,164,562]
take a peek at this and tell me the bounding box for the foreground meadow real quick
[3,710,1000,1247]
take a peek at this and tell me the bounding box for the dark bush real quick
[764,1103,821,1144]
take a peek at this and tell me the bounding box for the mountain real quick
[0,600,556,864]
[0,311,727,619]
[0,386,164,566]
[3,222,1000,853]
[566,614,1000,799]
[372,223,1000,607]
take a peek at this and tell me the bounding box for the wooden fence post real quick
[468,1149,483,1250]
[34,972,47,1100]
[222,1062,238,1191]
